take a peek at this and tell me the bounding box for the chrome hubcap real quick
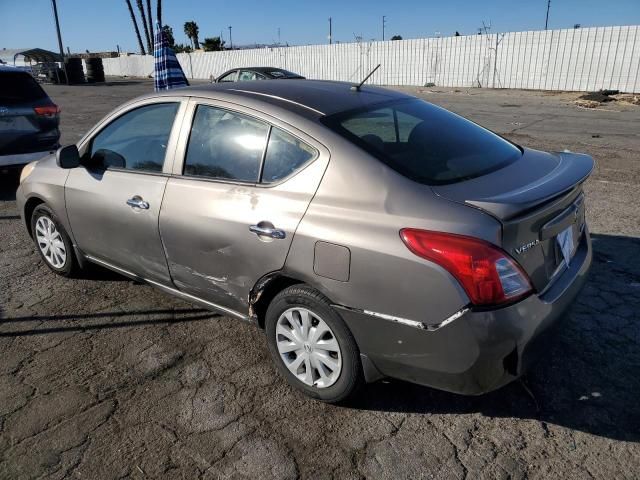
[275,307,342,388]
[35,216,66,268]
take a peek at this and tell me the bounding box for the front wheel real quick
[31,204,79,277]
[265,285,363,403]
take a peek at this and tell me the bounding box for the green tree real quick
[173,43,193,53]
[184,21,200,50]
[125,0,146,55]
[202,36,225,51]
[162,25,175,48]
[391,35,403,41]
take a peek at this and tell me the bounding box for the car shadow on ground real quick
[351,233,640,443]
[0,308,217,337]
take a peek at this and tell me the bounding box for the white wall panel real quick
[103,26,640,92]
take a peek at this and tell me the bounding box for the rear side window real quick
[0,71,47,105]
[89,102,179,172]
[184,105,269,182]
[262,128,317,183]
[238,70,262,81]
[323,99,522,185]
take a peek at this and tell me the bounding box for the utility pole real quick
[228,26,233,49]
[382,15,386,41]
[328,17,332,44]
[278,27,281,46]
[50,0,69,84]
[545,0,551,30]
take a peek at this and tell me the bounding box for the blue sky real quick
[1,0,639,53]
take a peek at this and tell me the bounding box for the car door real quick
[159,99,329,314]
[65,99,186,284]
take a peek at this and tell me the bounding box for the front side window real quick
[89,102,179,172]
[184,105,269,182]
[323,99,522,185]
[218,71,238,82]
[262,128,317,183]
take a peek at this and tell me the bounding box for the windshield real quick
[322,98,522,185]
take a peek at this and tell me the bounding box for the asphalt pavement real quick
[0,79,639,479]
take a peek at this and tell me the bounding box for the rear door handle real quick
[249,224,286,239]
[126,196,149,210]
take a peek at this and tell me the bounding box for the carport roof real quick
[0,48,63,64]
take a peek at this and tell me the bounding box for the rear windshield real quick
[268,69,302,78]
[322,98,521,185]
[0,71,48,105]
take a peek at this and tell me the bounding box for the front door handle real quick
[126,196,150,210]
[249,224,286,239]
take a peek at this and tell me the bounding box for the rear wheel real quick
[265,285,363,402]
[31,204,78,277]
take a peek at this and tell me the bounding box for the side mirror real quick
[56,145,80,169]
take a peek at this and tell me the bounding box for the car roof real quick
[223,67,298,74]
[152,79,411,119]
[239,67,290,73]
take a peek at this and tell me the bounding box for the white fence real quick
[104,25,640,93]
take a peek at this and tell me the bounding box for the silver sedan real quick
[16,80,593,402]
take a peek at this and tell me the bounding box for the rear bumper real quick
[0,150,54,169]
[338,228,592,395]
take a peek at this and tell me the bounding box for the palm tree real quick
[184,21,200,50]
[156,0,162,31]
[136,0,152,53]
[125,0,146,55]
[146,0,154,43]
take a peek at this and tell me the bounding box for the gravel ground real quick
[1,80,639,479]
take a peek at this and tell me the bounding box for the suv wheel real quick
[31,204,78,277]
[265,285,363,402]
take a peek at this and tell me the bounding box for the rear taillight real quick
[400,229,533,307]
[34,105,60,117]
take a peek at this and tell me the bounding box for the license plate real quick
[557,225,574,266]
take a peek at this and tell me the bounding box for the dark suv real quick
[0,66,60,172]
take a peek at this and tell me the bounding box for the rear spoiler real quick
[432,148,595,221]
[467,152,594,220]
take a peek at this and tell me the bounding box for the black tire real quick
[265,285,363,403]
[30,204,79,277]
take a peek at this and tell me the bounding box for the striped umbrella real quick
[153,22,189,91]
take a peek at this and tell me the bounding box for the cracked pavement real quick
[1,80,639,479]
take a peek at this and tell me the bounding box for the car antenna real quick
[350,64,381,91]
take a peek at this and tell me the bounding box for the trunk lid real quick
[433,148,594,292]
